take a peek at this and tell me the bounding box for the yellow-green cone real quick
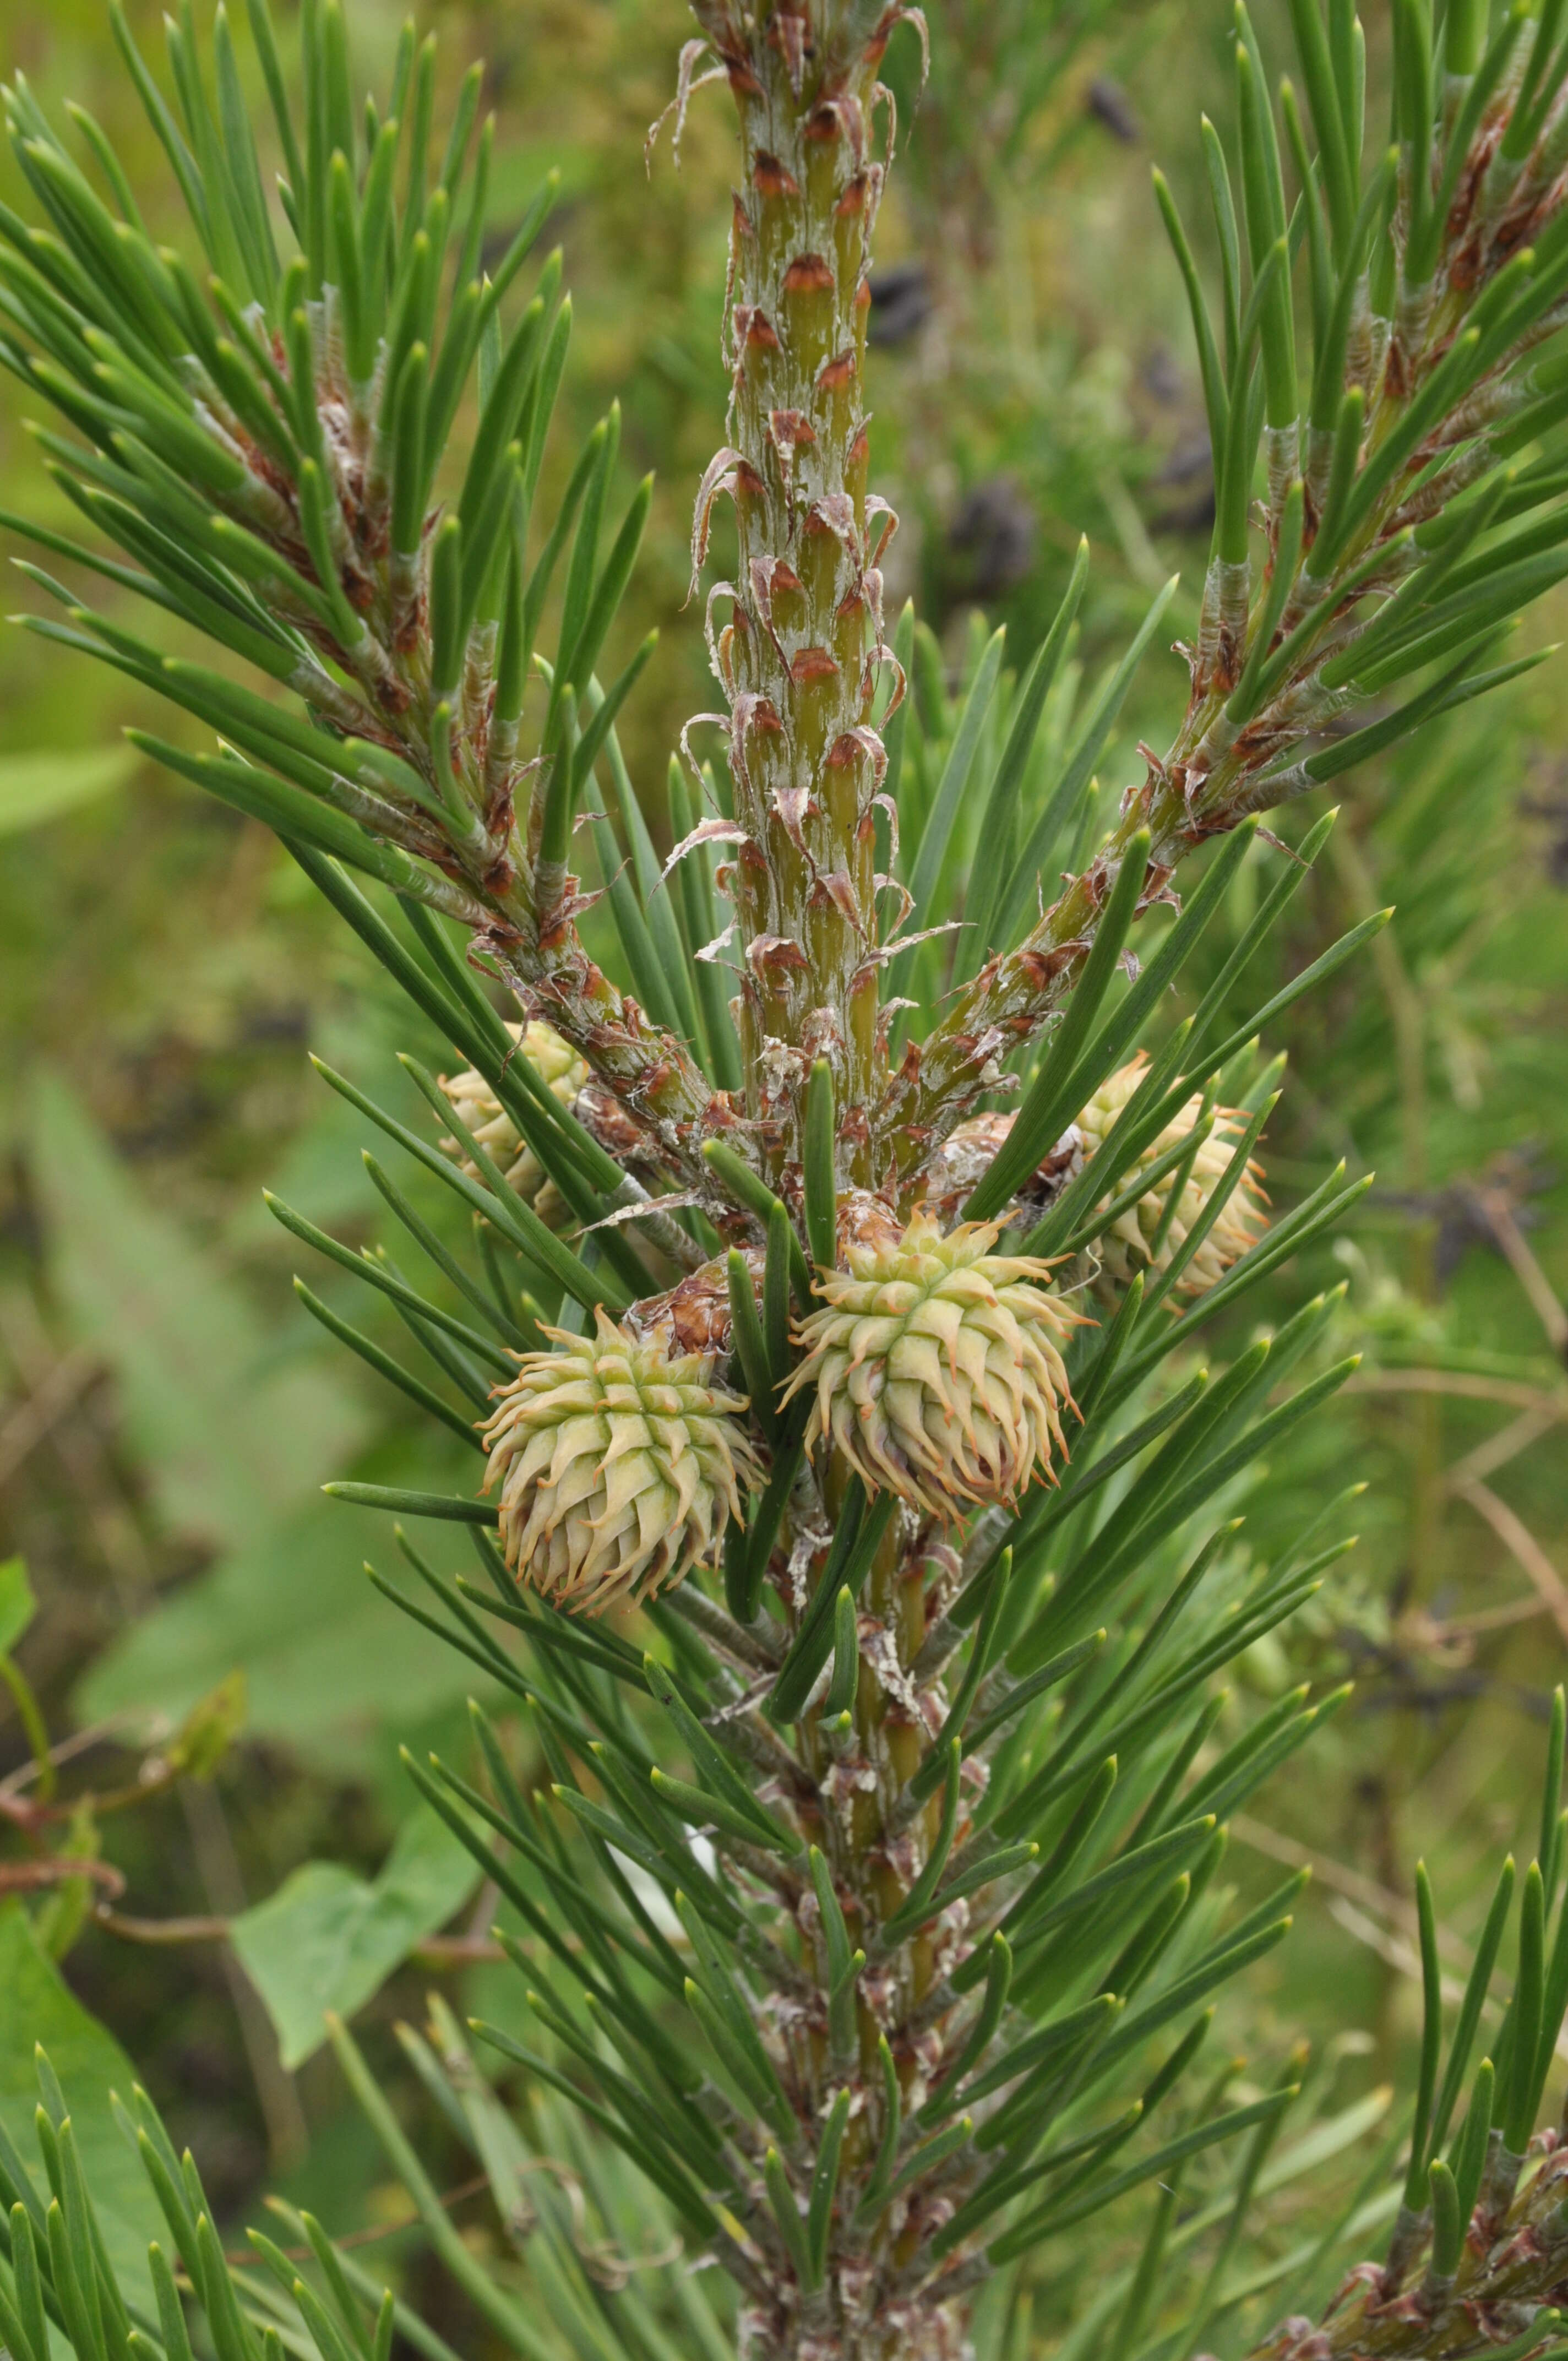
[1076,1056,1267,1299]
[481,1310,763,1615]
[783,1211,1081,1520]
[439,1020,587,1228]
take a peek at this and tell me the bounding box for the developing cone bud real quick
[482,1310,763,1615]
[783,1211,1081,1519]
[1075,1056,1267,1299]
[438,1021,587,1228]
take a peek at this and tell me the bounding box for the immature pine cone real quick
[482,1310,763,1614]
[439,1021,587,1229]
[1076,1056,1267,1301]
[783,1211,1081,1519]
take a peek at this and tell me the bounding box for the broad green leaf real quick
[0,1555,35,1655]
[0,745,136,834]
[31,1075,366,1552]
[0,1903,164,2302]
[230,1805,482,2068]
[76,1488,486,1772]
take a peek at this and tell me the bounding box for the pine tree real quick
[7,2,1568,2357]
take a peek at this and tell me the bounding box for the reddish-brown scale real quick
[783,251,836,291]
[754,148,801,194]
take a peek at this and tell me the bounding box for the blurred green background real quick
[1,0,1566,2338]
